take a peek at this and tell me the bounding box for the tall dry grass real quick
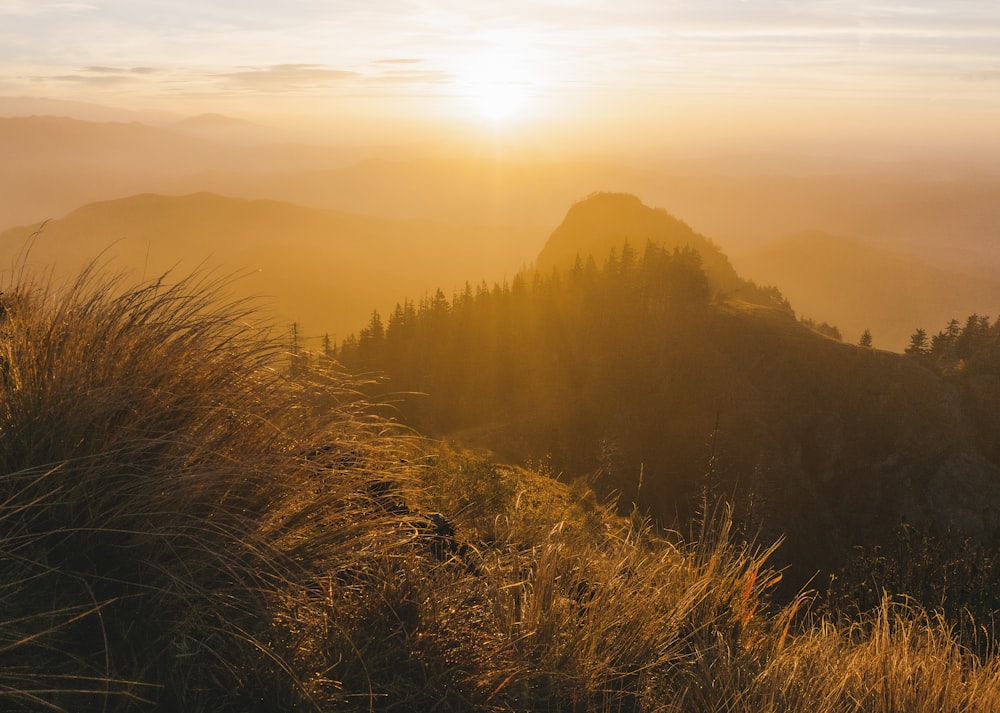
[0,266,418,711]
[414,450,1000,712]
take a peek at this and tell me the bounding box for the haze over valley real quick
[2,112,998,350]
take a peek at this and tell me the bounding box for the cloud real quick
[967,68,1000,81]
[44,73,132,85]
[3,0,999,122]
[216,64,358,91]
[84,65,156,74]
[368,69,453,85]
[0,0,93,15]
[29,65,163,88]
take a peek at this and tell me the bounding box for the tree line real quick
[905,314,1000,368]
[337,242,719,436]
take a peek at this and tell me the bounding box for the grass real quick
[0,266,418,710]
[0,265,998,711]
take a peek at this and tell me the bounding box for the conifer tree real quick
[905,327,930,355]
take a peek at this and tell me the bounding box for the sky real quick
[2,1,1000,156]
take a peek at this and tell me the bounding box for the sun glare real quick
[473,80,524,122]
[458,50,533,124]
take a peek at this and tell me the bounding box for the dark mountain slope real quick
[690,301,999,572]
[337,200,1000,583]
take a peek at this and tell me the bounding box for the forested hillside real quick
[905,314,1000,462]
[336,196,1000,583]
[535,192,748,295]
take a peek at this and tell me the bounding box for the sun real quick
[472,78,525,122]
[458,50,533,124]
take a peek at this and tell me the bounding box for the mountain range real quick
[0,193,540,340]
[3,114,996,354]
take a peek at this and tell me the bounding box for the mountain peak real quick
[540,193,690,256]
[567,190,646,213]
[537,192,744,294]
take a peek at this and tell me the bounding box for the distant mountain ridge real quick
[540,194,1000,351]
[171,113,269,141]
[0,192,541,340]
[734,231,1000,350]
[174,113,258,130]
[0,115,354,230]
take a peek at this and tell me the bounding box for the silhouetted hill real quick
[0,116,352,230]
[0,192,535,340]
[734,232,1000,351]
[537,192,746,295]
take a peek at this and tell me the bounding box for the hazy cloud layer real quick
[217,64,358,92]
[1,0,999,129]
[84,65,157,74]
[0,1,96,16]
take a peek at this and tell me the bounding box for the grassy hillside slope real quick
[2,265,1000,711]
